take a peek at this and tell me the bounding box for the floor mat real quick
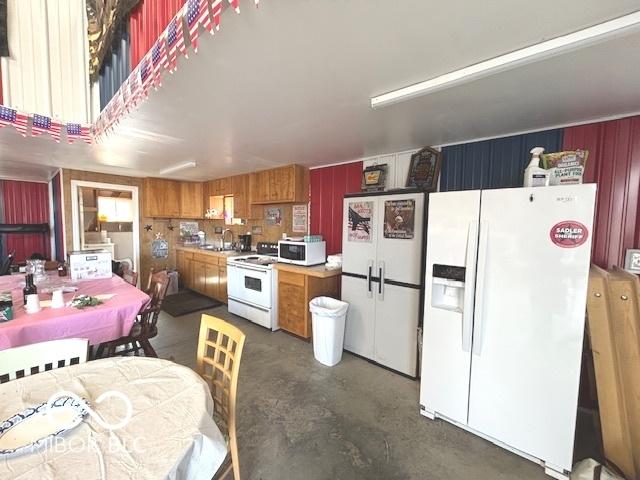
[162,290,222,317]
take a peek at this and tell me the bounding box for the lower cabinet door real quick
[218,266,227,303]
[205,264,219,299]
[278,282,306,336]
[193,261,206,294]
[342,275,375,360]
[374,283,420,376]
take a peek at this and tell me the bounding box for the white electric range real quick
[227,242,279,331]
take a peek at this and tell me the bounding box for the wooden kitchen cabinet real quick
[250,164,309,205]
[177,249,228,303]
[176,250,194,289]
[218,265,228,303]
[143,178,181,218]
[205,177,232,197]
[231,175,249,219]
[276,267,340,339]
[179,182,203,219]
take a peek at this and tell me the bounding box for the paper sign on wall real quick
[384,199,415,239]
[348,201,373,243]
[265,207,283,226]
[292,205,308,233]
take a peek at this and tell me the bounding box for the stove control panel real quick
[257,242,278,256]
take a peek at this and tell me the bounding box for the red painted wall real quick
[563,115,640,269]
[310,162,362,255]
[130,0,185,68]
[1,180,51,262]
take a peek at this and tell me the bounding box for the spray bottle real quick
[523,147,549,187]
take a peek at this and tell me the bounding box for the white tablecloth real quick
[0,357,227,480]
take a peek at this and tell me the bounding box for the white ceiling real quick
[1,0,640,181]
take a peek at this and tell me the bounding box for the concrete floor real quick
[150,304,556,480]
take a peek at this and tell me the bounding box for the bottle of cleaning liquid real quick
[523,147,549,187]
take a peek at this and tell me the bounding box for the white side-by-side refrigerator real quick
[341,190,426,377]
[419,184,596,480]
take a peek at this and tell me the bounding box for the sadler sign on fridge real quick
[550,221,589,248]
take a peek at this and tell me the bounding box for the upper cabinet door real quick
[342,195,379,276]
[144,178,180,218]
[250,165,308,204]
[249,170,271,204]
[375,192,425,286]
[179,182,203,219]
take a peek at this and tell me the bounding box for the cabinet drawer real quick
[177,250,194,260]
[193,253,218,265]
[279,270,306,287]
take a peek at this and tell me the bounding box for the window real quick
[97,197,133,222]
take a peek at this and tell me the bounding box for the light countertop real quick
[274,262,342,278]
[174,245,244,259]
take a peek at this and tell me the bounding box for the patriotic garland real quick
[0,0,259,145]
[93,0,258,141]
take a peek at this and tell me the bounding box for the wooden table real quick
[0,274,149,350]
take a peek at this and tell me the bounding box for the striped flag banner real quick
[31,114,61,141]
[66,123,92,144]
[212,0,222,30]
[0,106,28,136]
[140,55,154,97]
[228,0,240,13]
[175,9,188,58]
[151,37,167,88]
[166,17,180,72]
[186,0,202,53]
[200,0,213,34]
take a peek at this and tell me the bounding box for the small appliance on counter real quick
[278,239,326,266]
[238,233,252,252]
[68,250,112,281]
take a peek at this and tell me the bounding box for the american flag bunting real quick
[31,114,61,141]
[200,0,214,34]
[140,55,153,97]
[0,106,28,136]
[166,17,180,72]
[186,0,202,53]
[66,123,92,144]
[212,0,222,30]
[151,38,167,88]
[228,0,240,13]
[175,11,188,58]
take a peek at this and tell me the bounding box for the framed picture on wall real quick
[406,146,442,191]
[361,164,387,192]
[624,249,640,274]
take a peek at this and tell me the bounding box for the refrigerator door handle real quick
[378,261,385,300]
[462,220,479,352]
[472,220,489,356]
[367,260,374,298]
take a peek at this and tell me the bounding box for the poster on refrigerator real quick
[384,199,415,239]
[292,205,308,233]
[347,201,373,242]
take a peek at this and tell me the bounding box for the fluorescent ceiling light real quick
[159,161,197,175]
[371,11,640,109]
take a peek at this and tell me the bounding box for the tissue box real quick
[68,250,112,281]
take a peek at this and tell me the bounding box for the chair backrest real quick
[122,268,139,287]
[0,338,89,383]
[196,314,246,433]
[144,267,156,293]
[0,253,14,276]
[139,270,170,327]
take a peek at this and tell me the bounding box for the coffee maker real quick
[238,234,252,252]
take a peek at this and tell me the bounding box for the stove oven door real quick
[228,263,272,308]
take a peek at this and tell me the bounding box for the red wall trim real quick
[310,162,362,255]
[563,115,640,269]
[1,180,51,263]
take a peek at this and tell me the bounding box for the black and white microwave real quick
[277,240,326,266]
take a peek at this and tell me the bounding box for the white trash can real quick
[309,297,349,367]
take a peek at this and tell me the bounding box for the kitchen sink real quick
[199,245,235,252]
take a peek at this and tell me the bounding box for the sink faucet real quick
[221,229,234,250]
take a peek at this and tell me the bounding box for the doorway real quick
[70,180,140,272]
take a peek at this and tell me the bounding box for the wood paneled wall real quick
[563,115,640,269]
[62,169,307,278]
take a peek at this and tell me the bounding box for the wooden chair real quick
[96,270,170,358]
[197,314,245,480]
[122,268,139,287]
[0,338,88,383]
